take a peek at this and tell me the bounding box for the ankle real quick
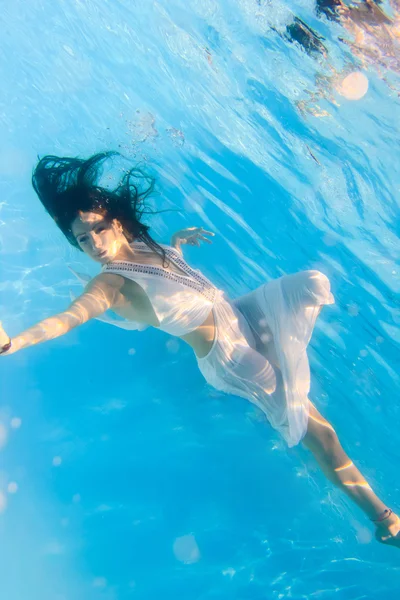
[372,508,392,526]
[373,509,399,530]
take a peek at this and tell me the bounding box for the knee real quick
[319,426,339,453]
[305,270,333,305]
[306,420,339,455]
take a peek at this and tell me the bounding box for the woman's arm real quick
[170,227,214,254]
[1,273,125,356]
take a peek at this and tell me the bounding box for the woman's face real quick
[71,211,127,263]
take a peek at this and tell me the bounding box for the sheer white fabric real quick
[101,243,217,336]
[198,270,334,446]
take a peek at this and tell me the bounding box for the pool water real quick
[0,1,399,598]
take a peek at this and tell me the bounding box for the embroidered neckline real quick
[103,245,217,303]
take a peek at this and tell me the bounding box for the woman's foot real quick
[375,512,400,548]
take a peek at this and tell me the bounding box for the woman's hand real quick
[170,227,214,253]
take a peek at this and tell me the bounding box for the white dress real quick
[72,243,334,447]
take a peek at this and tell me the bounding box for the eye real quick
[96,226,106,234]
[78,235,88,244]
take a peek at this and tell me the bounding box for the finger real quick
[198,235,213,244]
[201,230,215,237]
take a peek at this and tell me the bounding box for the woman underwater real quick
[1,152,399,548]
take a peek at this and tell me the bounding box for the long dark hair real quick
[32,151,167,261]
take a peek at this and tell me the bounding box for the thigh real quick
[232,288,277,363]
[302,402,336,450]
[234,270,333,358]
[228,343,278,395]
[279,270,333,313]
[198,306,279,400]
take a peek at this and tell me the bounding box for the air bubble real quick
[0,491,7,513]
[347,304,359,317]
[173,534,200,564]
[166,339,180,354]
[0,423,7,449]
[7,482,18,494]
[93,577,107,588]
[10,417,22,429]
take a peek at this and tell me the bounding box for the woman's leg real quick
[303,402,400,544]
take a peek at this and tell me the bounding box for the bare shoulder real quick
[89,272,126,290]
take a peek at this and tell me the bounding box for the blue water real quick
[1,1,399,598]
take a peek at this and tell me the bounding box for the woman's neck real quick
[113,242,137,262]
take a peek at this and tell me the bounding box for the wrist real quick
[0,323,11,354]
[170,236,183,255]
[171,234,181,246]
[0,339,12,355]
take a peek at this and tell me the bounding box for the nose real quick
[89,232,102,250]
